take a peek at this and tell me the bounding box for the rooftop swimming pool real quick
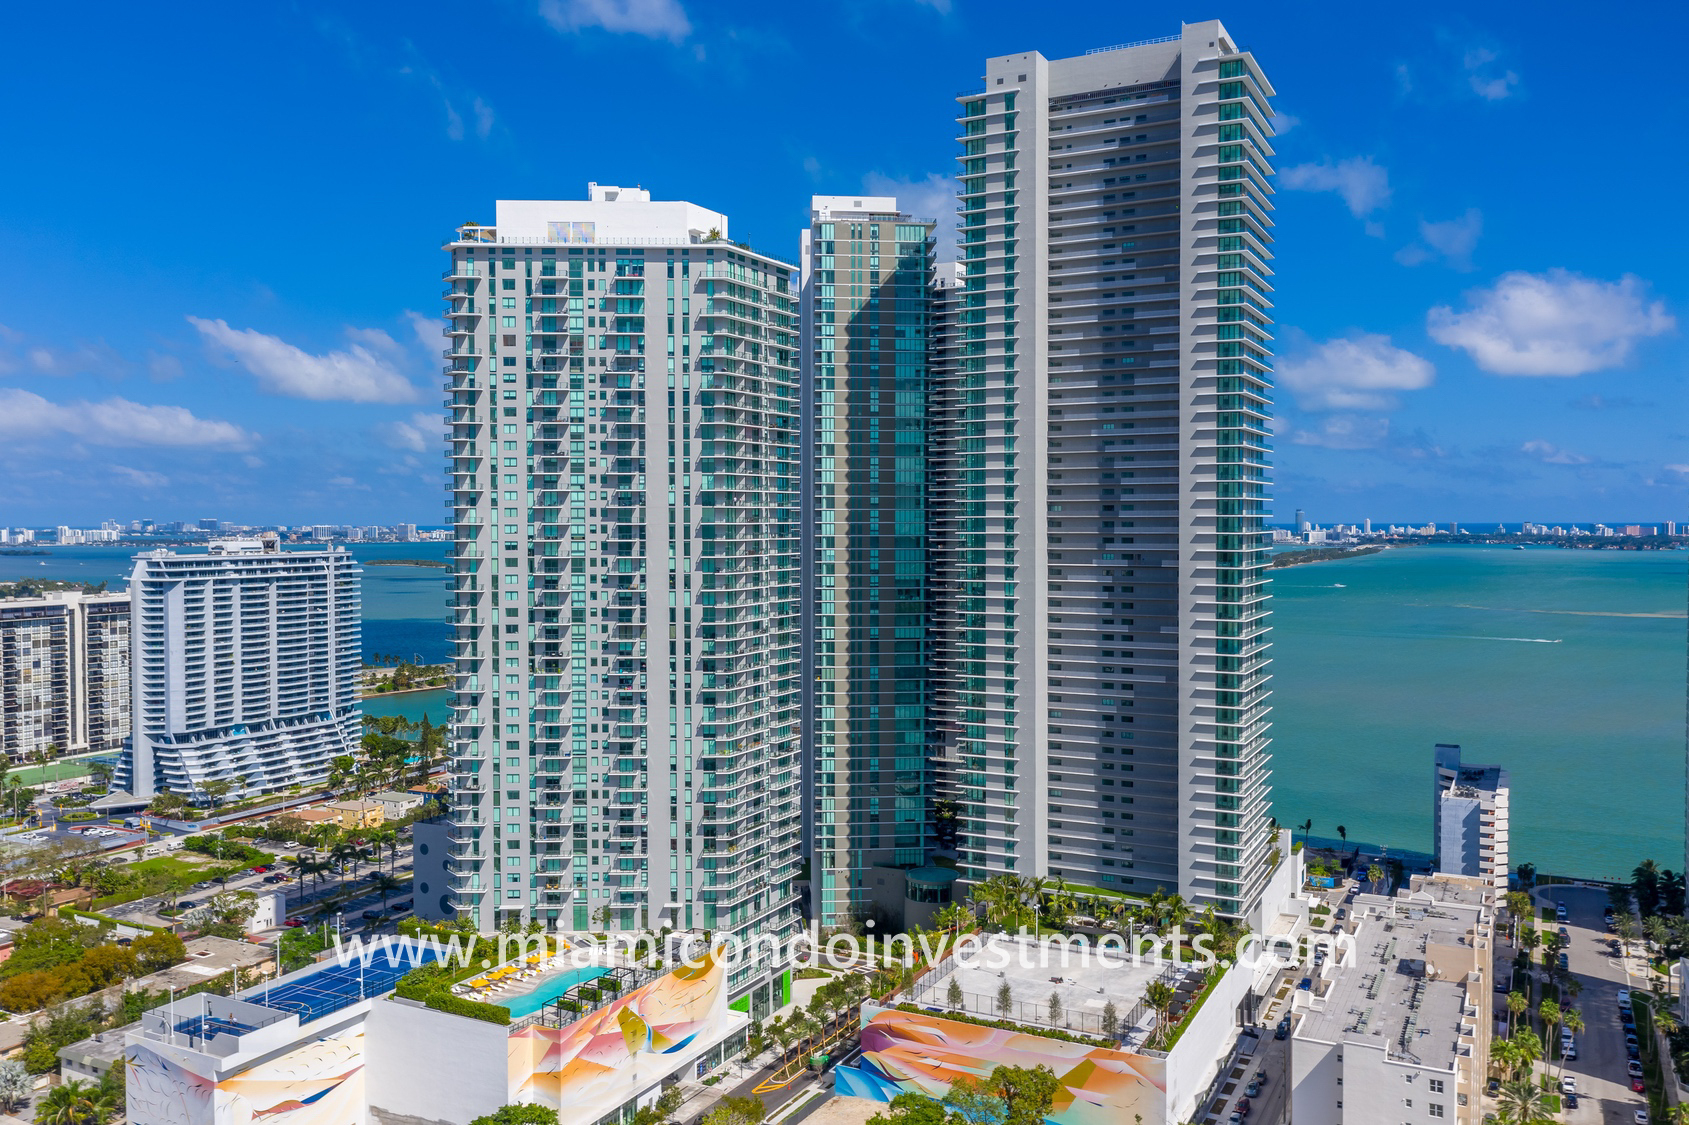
[499,964,610,1019]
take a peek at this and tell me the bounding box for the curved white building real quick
[118,536,361,801]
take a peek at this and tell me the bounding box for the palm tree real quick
[1336,824,1347,851]
[1496,1078,1548,1125]
[35,1082,85,1125]
[370,873,403,915]
[1509,1026,1542,1082]
[1145,979,1176,1048]
[330,842,360,892]
[1366,863,1385,893]
[1297,818,1312,848]
[1559,1009,1583,1079]
[1506,991,1528,1036]
[1490,1035,1521,1081]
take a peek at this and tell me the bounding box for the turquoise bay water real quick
[1268,545,1686,881]
[2,541,451,664]
[9,541,1683,880]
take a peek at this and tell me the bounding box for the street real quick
[1515,885,1651,1125]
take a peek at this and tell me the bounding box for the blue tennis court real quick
[251,945,442,1025]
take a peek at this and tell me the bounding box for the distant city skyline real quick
[0,1,1682,526]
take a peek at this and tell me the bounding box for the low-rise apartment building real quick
[1290,873,1496,1125]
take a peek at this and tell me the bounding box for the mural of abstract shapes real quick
[840,1006,1168,1125]
[509,950,728,1113]
[215,1029,365,1125]
[127,1044,215,1125]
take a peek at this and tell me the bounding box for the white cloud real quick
[1427,270,1675,376]
[913,0,953,12]
[1289,414,1391,450]
[1464,48,1519,101]
[0,331,127,378]
[146,352,185,381]
[1520,439,1590,465]
[1666,464,1689,476]
[1280,157,1391,217]
[1396,209,1482,271]
[472,97,495,140]
[1270,113,1300,135]
[378,412,446,453]
[0,388,254,449]
[1278,333,1436,412]
[404,310,442,357]
[539,0,691,41]
[862,171,957,262]
[189,317,420,403]
[111,465,170,488]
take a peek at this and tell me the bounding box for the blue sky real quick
[0,0,1683,526]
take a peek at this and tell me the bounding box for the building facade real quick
[798,196,937,929]
[120,537,360,799]
[1432,743,1510,890]
[0,590,131,762]
[934,22,1277,916]
[438,185,802,1002]
[1290,874,1495,1125]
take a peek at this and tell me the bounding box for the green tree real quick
[867,1092,947,1125]
[468,1106,560,1125]
[1366,864,1385,893]
[202,779,232,810]
[1145,979,1176,1047]
[1495,1077,1548,1125]
[946,977,964,1011]
[988,1064,1060,1125]
[1506,991,1528,1036]
[996,980,1013,1017]
[0,1059,28,1113]
[701,1095,767,1125]
[371,873,404,910]
[1047,990,1063,1027]
[1101,999,1120,1040]
[941,1075,1006,1125]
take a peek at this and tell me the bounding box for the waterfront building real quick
[433,185,800,1012]
[0,590,131,762]
[797,195,938,929]
[118,536,361,799]
[1432,743,1510,890]
[933,20,1278,919]
[1289,874,1496,1125]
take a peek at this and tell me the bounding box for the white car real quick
[1635,1109,1649,1124]
[1619,989,1633,1009]
[1560,1076,1577,1095]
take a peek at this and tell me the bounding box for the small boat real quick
[1514,545,1526,550]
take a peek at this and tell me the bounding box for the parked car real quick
[1628,1045,1641,1061]
[1297,977,1312,991]
[1632,1078,1646,1093]
[1235,1096,1250,1115]
[389,900,413,913]
[1636,1109,1650,1124]
[1487,1078,1500,1095]
[1628,1061,1644,1078]
[1557,953,1569,970]
[1245,1081,1261,1098]
[361,910,383,921]
[1564,1044,1577,1061]
[1560,1076,1577,1095]
[285,917,306,927]
[1618,988,1633,1007]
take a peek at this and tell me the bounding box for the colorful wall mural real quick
[835,1006,1169,1125]
[126,1030,366,1125]
[508,950,732,1117]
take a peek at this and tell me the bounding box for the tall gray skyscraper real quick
[121,536,361,800]
[438,186,800,1009]
[798,196,937,929]
[0,590,130,762]
[935,22,1276,918]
